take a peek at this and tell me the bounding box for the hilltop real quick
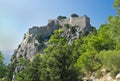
[4,14,120,81]
[7,14,92,81]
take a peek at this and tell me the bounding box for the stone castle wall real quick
[29,15,91,36]
[29,20,59,37]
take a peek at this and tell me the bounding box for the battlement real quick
[55,15,90,28]
[29,20,59,36]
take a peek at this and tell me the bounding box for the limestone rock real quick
[116,73,120,79]
[10,15,91,81]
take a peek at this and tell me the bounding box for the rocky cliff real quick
[10,15,91,81]
[11,15,91,62]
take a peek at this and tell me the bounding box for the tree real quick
[71,13,79,17]
[15,71,29,81]
[27,54,41,81]
[75,50,101,74]
[108,16,120,49]
[64,24,69,28]
[57,16,67,20]
[40,45,79,81]
[90,26,97,34]
[0,52,6,78]
[114,0,120,16]
[98,50,120,71]
[47,29,66,46]
[39,30,79,81]
[15,55,40,81]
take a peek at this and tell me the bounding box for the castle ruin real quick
[29,15,91,37]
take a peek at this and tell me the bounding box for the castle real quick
[10,15,91,81]
[29,15,91,37]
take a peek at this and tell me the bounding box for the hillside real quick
[0,0,120,81]
[7,15,92,81]
[0,12,119,81]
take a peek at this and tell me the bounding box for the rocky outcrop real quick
[82,69,120,81]
[10,15,91,81]
[11,19,60,62]
[11,15,91,61]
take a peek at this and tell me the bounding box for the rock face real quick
[10,15,91,81]
[11,15,90,61]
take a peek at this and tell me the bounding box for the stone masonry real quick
[29,15,91,36]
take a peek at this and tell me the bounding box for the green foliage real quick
[57,16,67,20]
[114,0,120,7]
[96,70,103,79]
[36,35,43,43]
[6,2,120,80]
[108,16,120,49]
[70,26,76,34]
[74,23,116,75]
[40,45,79,81]
[59,25,63,28]
[15,54,41,81]
[114,0,120,15]
[75,51,101,73]
[38,30,80,81]
[98,50,120,71]
[110,69,119,79]
[48,29,66,46]
[96,24,115,51]
[71,13,79,17]
[0,52,6,78]
[90,26,97,34]
[5,63,16,81]
[28,54,41,81]
[28,37,33,43]
[17,57,30,66]
[15,71,29,81]
[64,24,69,28]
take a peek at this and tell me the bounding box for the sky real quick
[0,0,116,59]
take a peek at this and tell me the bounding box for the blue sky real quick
[0,0,116,51]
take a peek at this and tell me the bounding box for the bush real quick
[90,26,97,34]
[96,70,103,79]
[75,51,101,73]
[64,24,69,28]
[18,45,21,48]
[36,35,43,43]
[70,26,76,33]
[71,13,79,17]
[98,50,120,71]
[110,70,119,79]
[57,16,67,20]
[59,25,63,28]
[28,37,33,43]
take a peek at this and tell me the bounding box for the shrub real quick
[28,38,33,43]
[59,25,63,28]
[90,26,97,34]
[96,70,103,79]
[18,45,21,48]
[57,16,67,20]
[36,35,43,43]
[71,13,79,17]
[70,26,76,33]
[64,24,69,28]
[75,51,101,73]
[110,70,119,79]
[98,50,120,71]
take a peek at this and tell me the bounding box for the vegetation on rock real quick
[2,0,120,81]
[71,13,79,17]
